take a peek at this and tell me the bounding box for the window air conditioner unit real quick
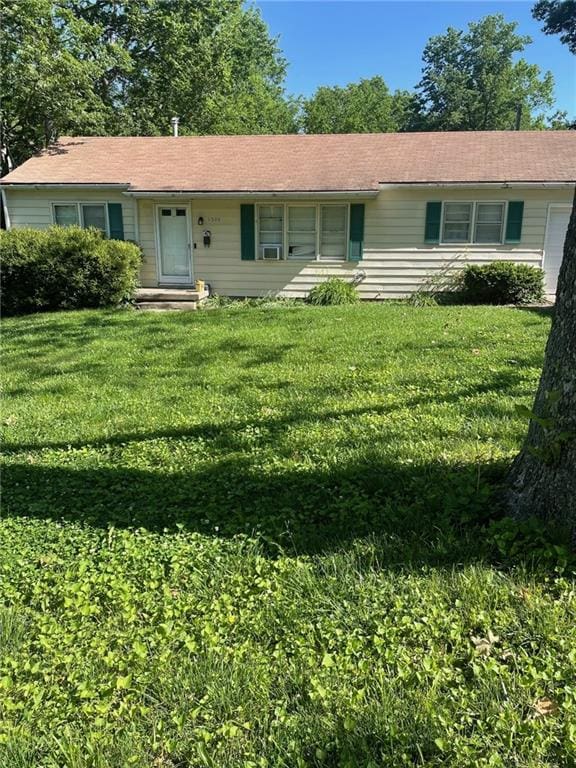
[260,245,282,260]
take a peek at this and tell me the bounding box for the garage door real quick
[544,207,571,293]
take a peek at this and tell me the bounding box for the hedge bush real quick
[0,226,142,316]
[460,261,545,305]
[307,277,359,306]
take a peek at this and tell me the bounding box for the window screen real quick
[258,206,283,257]
[82,204,106,233]
[320,206,347,261]
[54,204,79,227]
[442,203,472,243]
[474,203,504,243]
[287,206,316,260]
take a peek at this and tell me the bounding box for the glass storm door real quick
[158,207,192,283]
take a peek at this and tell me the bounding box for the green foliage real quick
[460,261,545,305]
[533,0,576,53]
[406,254,468,306]
[202,293,301,311]
[307,278,359,305]
[0,1,296,171]
[0,227,142,315]
[301,76,416,133]
[2,304,574,765]
[487,516,571,568]
[415,14,555,130]
[0,0,128,171]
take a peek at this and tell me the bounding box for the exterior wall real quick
[4,185,572,298]
[3,188,136,240]
[137,187,573,298]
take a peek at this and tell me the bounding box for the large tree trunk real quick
[507,188,576,531]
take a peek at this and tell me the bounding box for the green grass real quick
[1,303,575,766]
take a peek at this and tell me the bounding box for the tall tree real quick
[65,0,297,136]
[415,14,555,130]
[533,0,576,53]
[507,2,576,529]
[0,0,125,173]
[301,77,416,134]
[0,0,296,173]
[507,191,576,530]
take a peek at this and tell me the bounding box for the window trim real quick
[51,201,110,236]
[439,201,508,246]
[256,202,350,262]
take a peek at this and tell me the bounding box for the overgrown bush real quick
[307,277,359,306]
[0,226,142,315]
[460,261,545,305]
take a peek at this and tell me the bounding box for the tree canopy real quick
[301,77,415,134]
[0,0,297,172]
[415,14,555,130]
[533,0,576,53]
[0,4,570,172]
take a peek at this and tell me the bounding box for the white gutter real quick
[122,190,379,199]
[379,182,575,189]
[1,187,10,229]
[0,183,130,190]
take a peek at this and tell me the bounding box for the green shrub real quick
[307,277,359,306]
[0,226,142,315]
[460,261,545,305]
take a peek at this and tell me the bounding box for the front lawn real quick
[1,304,574,766]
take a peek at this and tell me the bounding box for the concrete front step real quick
[137,300,199,311]
[136,288,209,302]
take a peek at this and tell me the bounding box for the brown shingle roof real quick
[2,132,575,191]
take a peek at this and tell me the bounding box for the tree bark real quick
[507,187,576,531]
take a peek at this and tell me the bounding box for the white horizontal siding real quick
[4,188,135,240]
[7,186,573,297]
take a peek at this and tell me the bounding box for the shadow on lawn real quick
[2,452,507,563]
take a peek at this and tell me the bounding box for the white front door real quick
[544,207,571,294]
[158,206,192,283]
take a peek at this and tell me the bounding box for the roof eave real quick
[0,182,132,190]
[122,189,380,198]
[379,181,576,189]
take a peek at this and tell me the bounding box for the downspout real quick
[133,197,140,244]
[1,188,11,230]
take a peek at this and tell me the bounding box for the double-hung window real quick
[320,205,347,261]
[441,202,505,244]
[442,203,473,243]
[257,203,349,261]
[53,203,108,235]
[258,205,284,259]
[288,206,316,260]
[53,204,80,227]
[474,203,504,243]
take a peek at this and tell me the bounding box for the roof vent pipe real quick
[170,117,180,137]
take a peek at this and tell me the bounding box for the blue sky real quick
[255,1,576,116]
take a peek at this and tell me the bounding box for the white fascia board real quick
[0,183,131,190]
[122,189,379,199]
[379,182,575,189]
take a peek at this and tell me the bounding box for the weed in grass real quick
[1,304,574,766]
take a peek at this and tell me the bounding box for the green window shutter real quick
[424,201,442,243]
[240,204,256,260]
[348,203,365,261]
[505,201,524,243]
[107,203,124,240]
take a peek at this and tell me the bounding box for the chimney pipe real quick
[170,116,180,137]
